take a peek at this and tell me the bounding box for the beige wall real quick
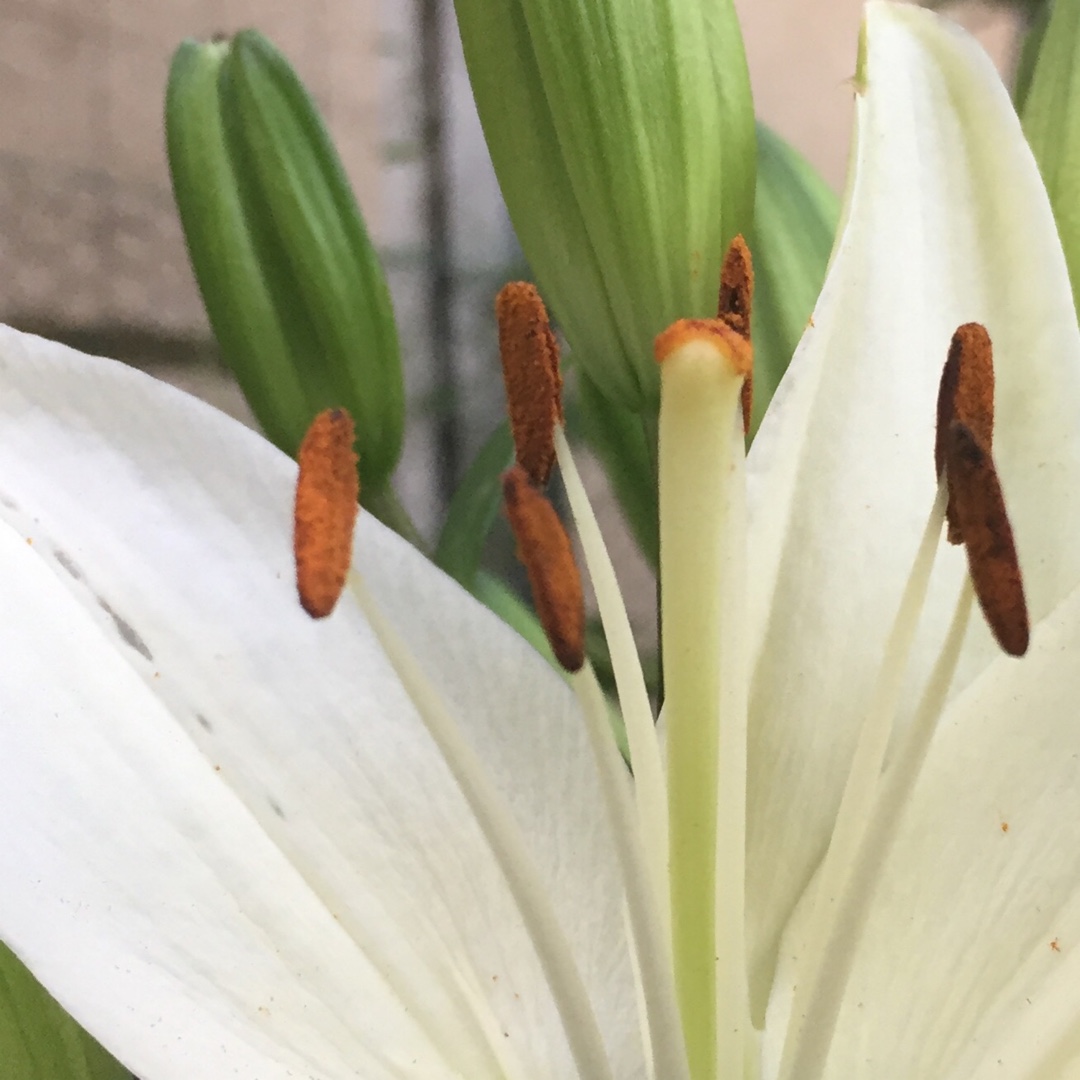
[0,0,380,343]
[736,0,1025,190]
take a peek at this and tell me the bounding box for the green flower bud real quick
[0,943,129,1080]
[1021,0,1080,321]
[455,0,756,412]
[166,32,404,498]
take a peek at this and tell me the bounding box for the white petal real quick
[0,329,639,1080]
[769,580,1080,1080]
[743,1,1080,1010]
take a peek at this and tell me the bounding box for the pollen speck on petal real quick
[294,408,359,619]
[502,465,584,671]
[946,421,1028,657]
[496,282,563,488]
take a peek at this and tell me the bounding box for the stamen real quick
[294,408,359,619]
[945,422,1029,656]
[496,283,563,487]
[656,317,751,1080]
[781,579,975,1080]
[571,665,691,1080]
[716,235,755,436]
[935,322,995,544]
[346,568,616,1080]
[502,466,585,672]
[553,425,670,932]
[775,478,948,1080]
[717,235,753,339]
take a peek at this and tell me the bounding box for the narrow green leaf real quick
[434,423,515,587]
[1021,0,1080,318]
[1013,0,1052,113]
[0,943,131,1080]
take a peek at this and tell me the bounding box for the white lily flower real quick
[2,4,1080,1080]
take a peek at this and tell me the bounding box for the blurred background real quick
[0,0,1034,543]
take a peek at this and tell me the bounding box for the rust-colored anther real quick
[936,322,995,544]
[946,422,1029,657]
[294,408,360,619]
[502,465,585,672]
[717,234,753,340]
[496,282,564,488]
[718,235,754,436]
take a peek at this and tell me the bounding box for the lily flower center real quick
[291,244,1029,1080]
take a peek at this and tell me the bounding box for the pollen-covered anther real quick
[294,408,360,619]
[718,235,754,435]
[936,322,995,544]
[946,421,1029,657]
[496,282,564,488]
[717,234,753,341]
[502,465,585,672]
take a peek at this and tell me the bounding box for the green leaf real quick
[1021,0,1080,319]
[0,943,131,1080]
[435,423,515,586]
[166,32,405,499]
[749,123,839,435]
[472,570,556,667]
[455,0,756,412]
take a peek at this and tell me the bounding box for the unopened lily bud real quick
[454,0,755,412]
[166,31,404,496]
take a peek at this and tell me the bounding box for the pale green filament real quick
[783,577,975,1080]
[571,664,691,1080]
[347,570,615,1080]
[554,424,670,927]
[658,341,749,1080]
[776,479,949,1080]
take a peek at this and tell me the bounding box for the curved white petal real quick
[0,328,639,1080]
[762,580,1080,1080]
[744,1,1080,1010]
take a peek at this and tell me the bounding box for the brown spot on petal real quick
[294,409,359,619]
[936,323,995,544]
[502,465,584,671]
[496,283,563,488]
[946,422,1028,657]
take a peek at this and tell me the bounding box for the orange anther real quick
[945,422,1028,657]
[502,465,585,672]
[496,282,563,488]
[719,236,754,435]
[294,408,359,619]
[936,323,995,544]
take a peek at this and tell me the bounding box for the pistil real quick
[656,308,752,1080]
